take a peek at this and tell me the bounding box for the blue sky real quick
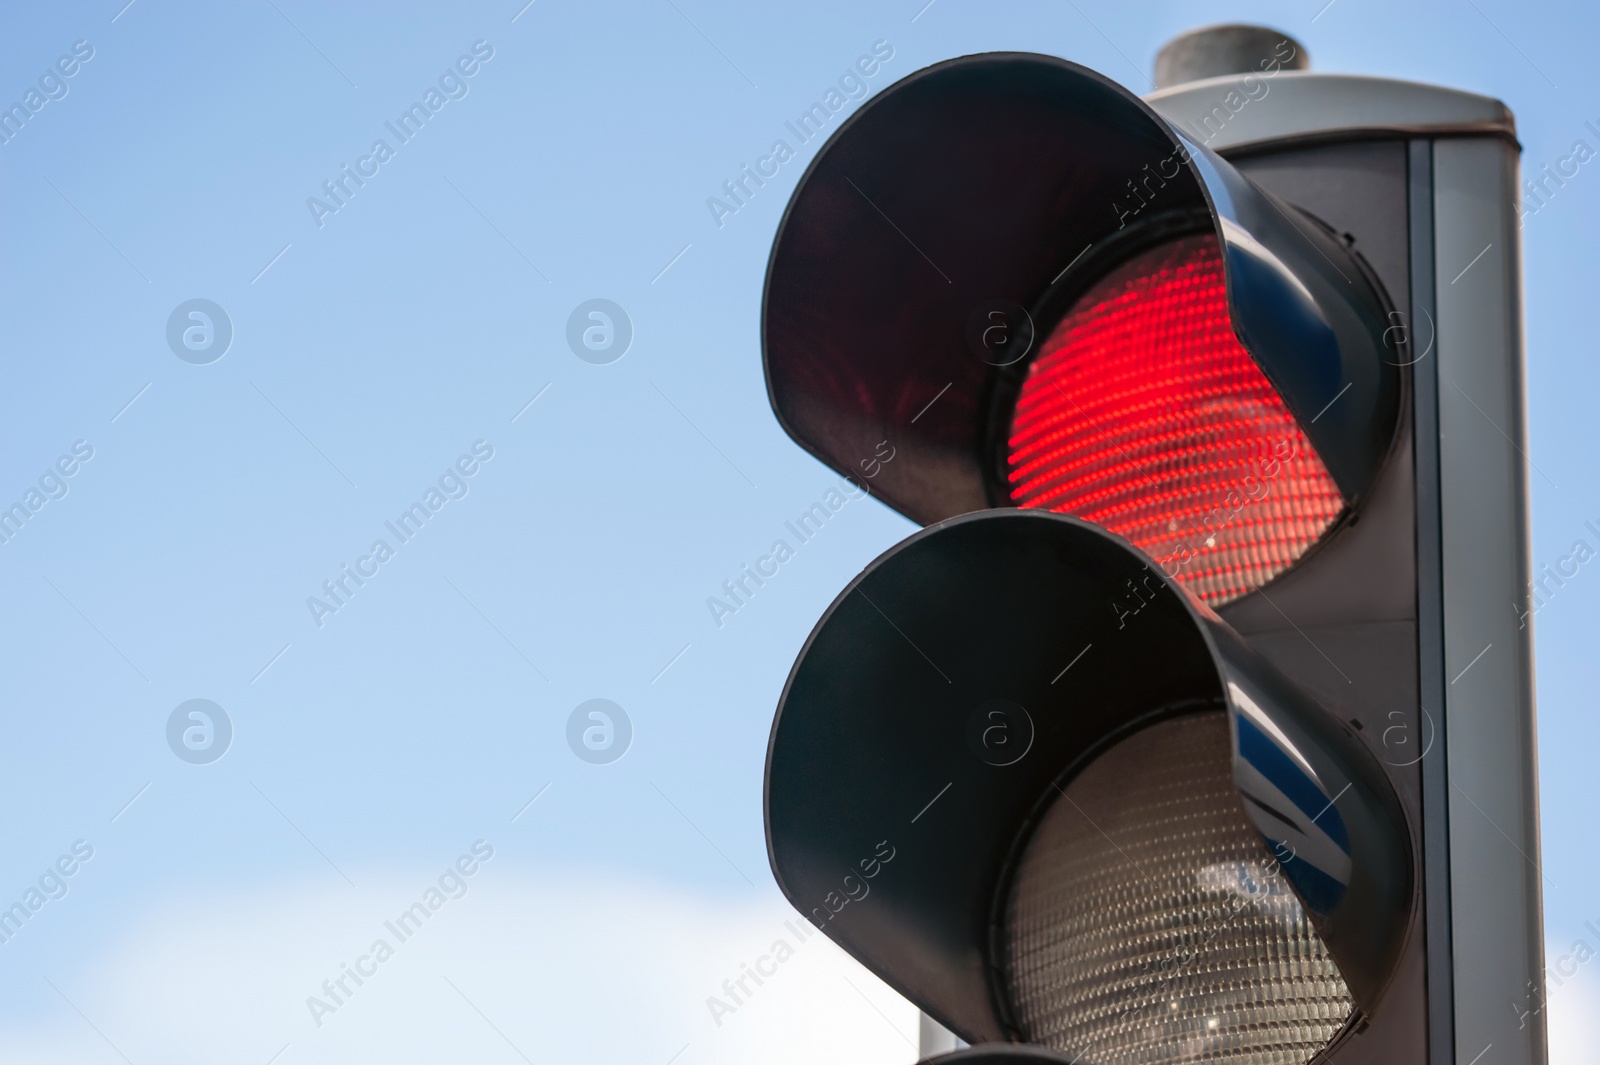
[0,1,1594,1062]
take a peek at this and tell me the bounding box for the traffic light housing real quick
[760,34,1540,1065]
[762,51,1406,612]
[767,510,1412,1058]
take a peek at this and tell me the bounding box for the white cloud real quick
[32,861,1593,1064]
[7,866,921,1065]
[1545,956,1600,1065]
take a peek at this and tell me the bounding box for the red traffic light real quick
[763,52,1399,601]
[1006,231,1344,604]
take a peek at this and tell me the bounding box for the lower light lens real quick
[1006,233,1345,604]
[1004,713,1353,1064]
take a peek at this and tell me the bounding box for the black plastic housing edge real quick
[763,510,1414,1045]
[762,52,1400,521]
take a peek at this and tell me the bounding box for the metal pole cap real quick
[1154,23,1310,88]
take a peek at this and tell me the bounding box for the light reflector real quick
[1004,712,1353,1064]
[1007,234,1344,603]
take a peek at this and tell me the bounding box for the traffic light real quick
[760,28,1541,1065]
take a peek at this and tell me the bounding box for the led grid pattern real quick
[1007,234,1344,603]
[1004,712,1353,1064]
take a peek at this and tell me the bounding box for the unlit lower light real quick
[1004,712,1353,1064]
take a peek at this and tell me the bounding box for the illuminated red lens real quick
[1007,233,1344,604]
